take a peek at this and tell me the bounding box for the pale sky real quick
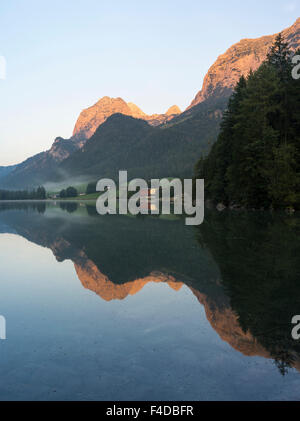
[0,0,299,165]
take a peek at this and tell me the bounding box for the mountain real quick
[127,102,147,118]
[188,18,300,109]
[64,18,300,183]
[196,32,300,210]
[0,137,81,189]
[2,18,300,189]
[72,97,134,142]
[166,105,181,116]
[59,104,222,180]
[0,165,17,180]
[0,100,183,189]
[0,97,181,189]
[72,96,181,142]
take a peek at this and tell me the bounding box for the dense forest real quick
[195,34,300,210]
[59,186,78,198]
[0,186,46,200]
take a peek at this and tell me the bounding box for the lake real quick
[0,202,299,401]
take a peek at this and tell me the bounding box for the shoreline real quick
[0,199,298,215]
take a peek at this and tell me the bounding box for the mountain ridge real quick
[1,18,300,189]
[187,17,300,109]
[72,96,182,142]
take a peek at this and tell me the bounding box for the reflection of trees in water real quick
[1,202,300,375]
[35,203,46,214]
[86,204,98,216]
[197,211,300,375]
[0,202,46,214]
[59,202,78,213]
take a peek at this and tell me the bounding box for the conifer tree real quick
[196,35,300,209]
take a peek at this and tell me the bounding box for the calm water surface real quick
[0,202,299,401]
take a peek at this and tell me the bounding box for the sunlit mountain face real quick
[0,202,300,385]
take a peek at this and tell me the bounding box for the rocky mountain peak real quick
[165,105,181,116]
[127,102,147,118]
[187,17,300,109]
[72,96,183,141]
[72,96,133,141]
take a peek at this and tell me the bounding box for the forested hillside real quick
[58,98,225,181]
[195,35,300,210]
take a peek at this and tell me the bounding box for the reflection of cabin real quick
[140,188,158,198]
[139,189,159,211]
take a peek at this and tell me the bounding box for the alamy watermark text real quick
[96,171,204,226]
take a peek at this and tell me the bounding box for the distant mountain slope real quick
[0,165,17,180]
[0,137,80,189]
[0,97,181,189]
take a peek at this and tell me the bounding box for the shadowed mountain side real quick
[0,137,81,189]
[72,96,182,142]
[0,100,221,188]
[0,98,181,189]
[58,109,222,181]
[0,165,17,180]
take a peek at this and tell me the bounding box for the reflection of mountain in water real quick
[0,203,299,374]
[75,256,183,301]
[197,211,300,375]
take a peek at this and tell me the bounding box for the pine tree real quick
[196,35,300,210]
